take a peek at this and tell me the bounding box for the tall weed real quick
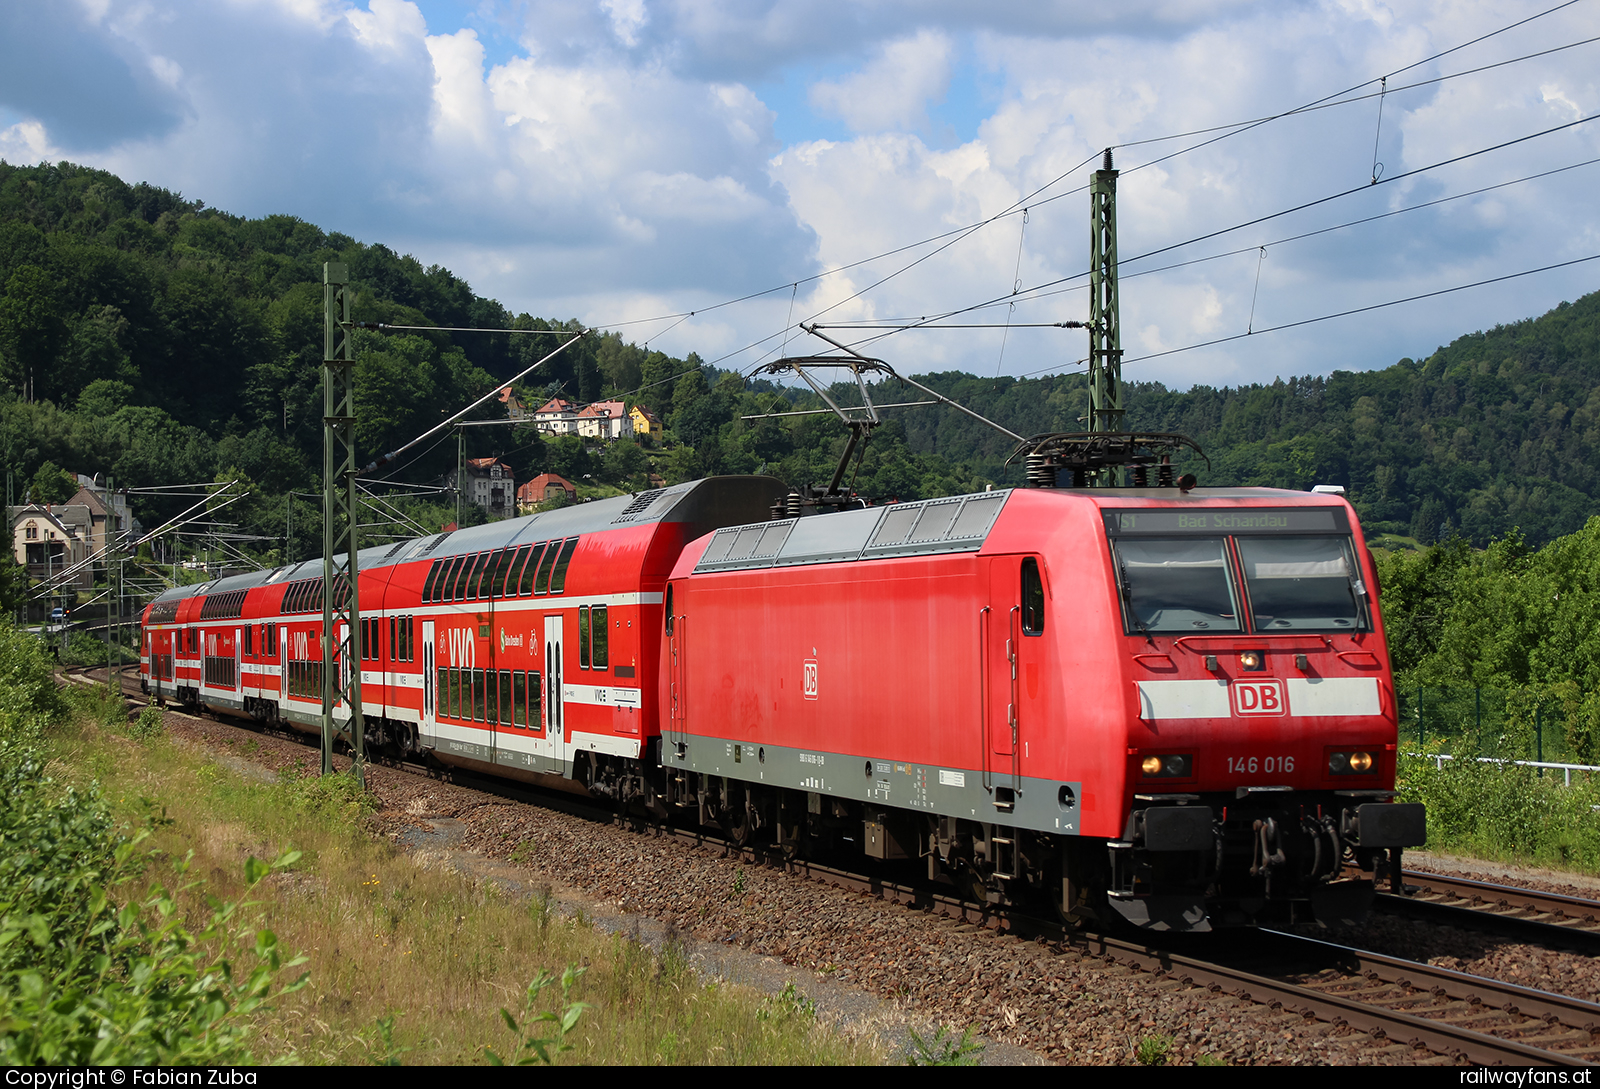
[1398,747,1600,870]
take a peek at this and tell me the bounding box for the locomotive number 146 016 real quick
[1226,755,1295,775]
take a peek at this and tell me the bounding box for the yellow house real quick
[629,404,661,438]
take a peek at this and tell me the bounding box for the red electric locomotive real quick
[659,476,1424,930]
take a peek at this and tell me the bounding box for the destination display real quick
[1104,509,1342,535]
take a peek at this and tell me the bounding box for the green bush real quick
[1398,748,1600,870]
[0,624,65,739]
[0,844,307,1065]
[0,623,306,1064]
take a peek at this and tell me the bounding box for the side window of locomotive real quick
[1113,537,1241,633]
[664,585,674,635]
[1021,558,1045,635]
[1236,536,1367,632]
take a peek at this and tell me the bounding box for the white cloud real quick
[0,0,1594,392]
[600,0,650,47]
[809,29,953,134]
[0,120,61,165]
[346,0,427,51]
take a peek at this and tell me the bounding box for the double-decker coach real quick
[141,477,786,797]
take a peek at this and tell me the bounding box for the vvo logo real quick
[1231,679,1287,717]
[802,659,819,701]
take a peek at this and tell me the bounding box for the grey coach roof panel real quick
[694,490,1014,574]
[393,476,786,563]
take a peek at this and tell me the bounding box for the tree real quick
[28,461,76,505]
[0,266,69,402]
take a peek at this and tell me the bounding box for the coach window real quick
[512,671,528,727]
[450,555,475,602]
[500,548,524,597]
[492,548,516,597]
[474,551,501,599]
[520,543,546,595]
[592,605,608,669]
[1021,558,1046,635]
[422,561,441,603]
[534,541,560,594]
[465,553,490,600]
[498,670,514,726]
[431,557,454,602]
[550,538,579,594]
[579,607,591,669]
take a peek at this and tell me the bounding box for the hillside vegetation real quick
[2,159,1597,564]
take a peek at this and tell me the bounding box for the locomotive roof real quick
[693,489,1014,573]
[689,484,1356,575]
[145,476,788,607]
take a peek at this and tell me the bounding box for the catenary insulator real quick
[1025,453,1057,488]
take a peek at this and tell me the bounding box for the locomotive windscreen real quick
[1106,507,1366,635]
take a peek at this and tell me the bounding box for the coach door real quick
[543,615,565,775]
[421,621,437,749]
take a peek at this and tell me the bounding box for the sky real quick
[1,0,1597,393]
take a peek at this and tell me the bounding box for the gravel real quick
[151,706,1600,1066]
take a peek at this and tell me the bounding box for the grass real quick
[47,708,885,1065]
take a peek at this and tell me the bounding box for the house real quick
[10,504,93,587]
[461,458,517,519]
[629,404,661,439]
[67,479,137,558]
[533,398,580,435]
[517,473,577,511]
[497,386,528,420]
[576,400,632,441]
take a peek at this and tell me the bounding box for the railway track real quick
[87,667,1598,1065]
[1376,871,1600,953]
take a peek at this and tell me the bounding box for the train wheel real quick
[1049,840,1101,927]
[723,786,753,847]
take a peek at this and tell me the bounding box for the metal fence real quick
[1397,686,1584,765]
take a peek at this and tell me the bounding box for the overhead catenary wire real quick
[828,117,1600,360]
[1008,253,1600,379]
[585,3,1592,355]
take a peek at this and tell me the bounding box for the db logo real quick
[802,659,819,700]
[1232,680,1287,716]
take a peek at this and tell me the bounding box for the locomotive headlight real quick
[1239,650,1265,671]
[1329,751,1375,775]
[1141,754,1193,778]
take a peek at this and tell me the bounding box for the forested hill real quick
[1,158,1597,560]
[892,291,1600,546]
